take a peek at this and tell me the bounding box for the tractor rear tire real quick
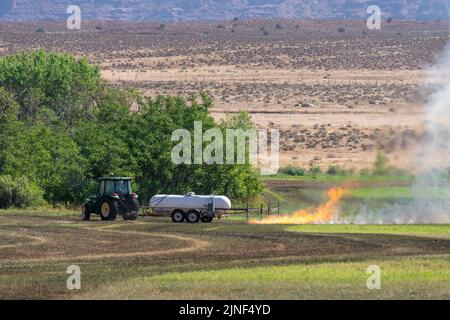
[81,205,91,221]
[123,211,138,221]
[100,200,118,221]
[171,210,185,223]
[186,210,200,224]
[131,198,140,211]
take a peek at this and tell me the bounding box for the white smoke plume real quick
[347,37,450,224]
[410,39,450,224]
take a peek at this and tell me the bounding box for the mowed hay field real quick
[0,212,449,300]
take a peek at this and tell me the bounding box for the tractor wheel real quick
[100,200,118,221]
[131,198,140,212]
[123,211,138,221]
[186,210,200,224]
[201,215,213,223]
[171,210,185,223]
[81,204,91,221]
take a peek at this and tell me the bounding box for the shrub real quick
[0,175,44,209]
[275,23,283,30]
[279,166,305,176]
[36,28,45,33]
[373,150,388,175]
[385,166,409,177]
[308,166,322,176]
[338,27,346,33]
[326,165,348,176]
[359,168,371,176]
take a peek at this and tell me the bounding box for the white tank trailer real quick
[149,192,232,223]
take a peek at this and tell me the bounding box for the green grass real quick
[1,213,449,299]
[287,224,450,239]
[346,187,450,200]
[0,208,79,217]
[262,174,414,183]
[85,255,450,300]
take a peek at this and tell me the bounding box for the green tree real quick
[2,120,86,203]
[0,51,262,205]
[122,94,218,201]
[0,175,44,208]
[0,50,101,127]
[0,88,19,170]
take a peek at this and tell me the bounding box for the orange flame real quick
[251,188,347,225]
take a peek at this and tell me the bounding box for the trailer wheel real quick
[186,210,200,224]
[81,205,91,221]
[171,210,185,223]
[201,215,213,223]
[100,200,118,221]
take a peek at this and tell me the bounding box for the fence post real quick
[260,203,263,220]
[268,201,271,215]
[278,202,280,214]
[246,202,249,223]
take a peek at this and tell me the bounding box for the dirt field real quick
[0,213,449,299]
[1,19,449,170]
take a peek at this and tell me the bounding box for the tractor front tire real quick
[186,210,200,224]
[81,204,91,221]
[100,200,118,221]
[171,210,185,223]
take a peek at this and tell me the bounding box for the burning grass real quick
[262,178,450,224]
[252,188,346,225]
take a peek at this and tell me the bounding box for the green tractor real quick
[82,177,140,221]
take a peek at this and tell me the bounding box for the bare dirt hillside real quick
[0,19,449,170]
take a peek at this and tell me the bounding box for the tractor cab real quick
[99,177,133,197]
[82,177,140,221]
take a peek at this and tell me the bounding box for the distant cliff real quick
[1,0,449,21]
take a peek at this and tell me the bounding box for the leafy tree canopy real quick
[0,51,262,207]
